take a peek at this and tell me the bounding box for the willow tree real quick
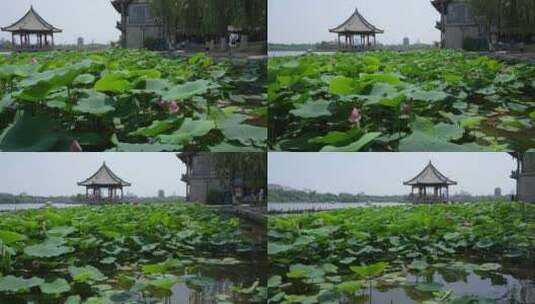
[150,0,188,48]
[212,153,267,194]
[150,0,266,47]
[468,0,535,41]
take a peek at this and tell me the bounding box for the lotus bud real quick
[348,107,362,124]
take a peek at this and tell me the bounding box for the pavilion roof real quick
[431,0,451,14]
[1,6,62,33]
[404,161,457,186]
[329,8,384,34]
[111,0,133,13]
[78,162,131,187]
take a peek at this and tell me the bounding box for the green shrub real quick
[143,37,167,51]
[463,37,488,51]
[206,190,229,205]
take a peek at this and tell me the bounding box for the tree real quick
[467,0,535,43]
[149,0,267,48]
[212,153,267,192]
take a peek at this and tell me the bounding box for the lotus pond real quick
[268,50,535,152]
[0,203,267,303]
[0,49,267,152]
[268,202,535,303]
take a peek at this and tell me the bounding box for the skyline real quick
[0,0,120,44]
[268,153,516,196]
[268,0,440,45]
[0,153,186,197]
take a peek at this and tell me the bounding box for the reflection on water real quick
[163,218,266,304]
[345,263,535,304]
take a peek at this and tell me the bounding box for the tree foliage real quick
[149,0,266,45]
[212,153,267,191]
[468,0,535,37]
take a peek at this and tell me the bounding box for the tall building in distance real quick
[403,37,410,46]
[494,187,502,197]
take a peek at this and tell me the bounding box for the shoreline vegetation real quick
[268,202,535,303]
[0,202,267,303]
[268,186,511,205]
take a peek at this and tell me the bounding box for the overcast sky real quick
[0,153,186,197]
[268,153,516,196]
[0,0,120,44]
[268,0,440,45]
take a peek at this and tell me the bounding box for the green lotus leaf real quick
[109,134,182,152]
[47,226,76,237]
[320,132,381,152]
[329,76,356,96]
[477,263,501,272]
[414,282,443,292]
[0,230,27,244]
[268,242,292,255]
[162,79,211,100]
[72,91,115,115]
[24,240,73,258]
[0,275,43,293]
[407,259,428,271]
[74,73,96,85]
[16,60,93,101]
[158,118,215,145]
[0,111,72,152]
[39,278,71,295]
[94,73,132,93]
[350,262,388,278]
[216,114,266,146]
[290,100,333,118]
[68,265,107,283]
[407,89,448,102]
[287,264,325,280]
[65,295,82,304]
[268,276,282,288]
[147,275,181,290]
[129,119,176,137]
[336,280,364,294]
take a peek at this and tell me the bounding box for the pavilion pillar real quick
[121,188,124,200]
[52,34,54,47]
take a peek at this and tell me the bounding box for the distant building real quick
[78,162,131,202]
[178,153,264,204]
[494,187,502,197]
[404,161,457,203]
[431,0,487,49]
[77,37,84,49]
[329,7,384,49]
[158,189,165,198]
[403,37,410,46]
[511,153,535,202]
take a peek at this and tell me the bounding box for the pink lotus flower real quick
[348,107,362,124]
[159,100,179,114]
[167,101,179,113]
[31,57,38,65]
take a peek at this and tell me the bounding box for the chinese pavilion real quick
[404,161,457,203]
[78,162,131,202]
[1,6,62,51]
[329,8,384,49]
